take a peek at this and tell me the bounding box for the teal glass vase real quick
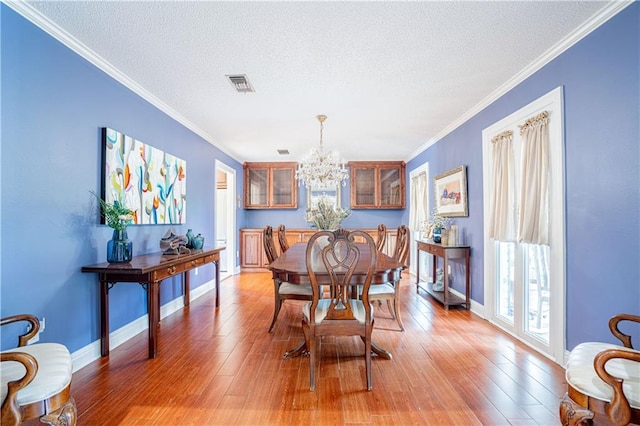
[185,229,195,249]
[107,229,133,263]
[433,227,442,243]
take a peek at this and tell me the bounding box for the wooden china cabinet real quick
[349,161,405,209]
[243,162,298,209]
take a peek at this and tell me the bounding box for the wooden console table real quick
[82,246,225,359]
[415,240,470,310]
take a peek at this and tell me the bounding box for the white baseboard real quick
[71,279,215,372]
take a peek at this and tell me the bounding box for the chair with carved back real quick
[302,229,378,391]
[367,224,409,331]
[376,224,387,253]
[277,224,290,254]
[559,313,640,426]
[264,225,312,333]
[1,314,77,426]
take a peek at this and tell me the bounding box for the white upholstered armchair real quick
[560,313,640,426]
[1,314,76,425]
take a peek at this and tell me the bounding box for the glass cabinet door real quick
[271,168,295,208]
[354,168,376,207]
[379,166,403,208]
[247,168,269,207]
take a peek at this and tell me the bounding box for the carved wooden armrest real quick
[594,348,640,426]
[608,313,640,349]
[0,314,40,347]
[1,351,38,425]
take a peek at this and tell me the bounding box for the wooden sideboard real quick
[415,240,470,310]
[82,247,225,359]
[240,227,398,270]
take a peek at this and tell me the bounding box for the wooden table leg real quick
[370,340,393,360]
[443,254,449,309]
[416,245,421,293]
[465,253,471,309]
[184,271,190,307]
[283,340,308,359]
[148,282,160,358]
[100,280,109,357]
[215,259,220,308]
[284,339,392,360]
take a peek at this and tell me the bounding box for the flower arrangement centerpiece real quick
[92,191,134,263]
[423,208,452,243]
[306,196,351,230]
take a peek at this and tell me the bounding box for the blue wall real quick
[406,3,639,350]
[1,5,245,351]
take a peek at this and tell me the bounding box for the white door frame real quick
[481,86,566,364]
[215,159,237,278]
[409,162,429,279]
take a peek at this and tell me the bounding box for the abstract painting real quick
[102,127,186,225]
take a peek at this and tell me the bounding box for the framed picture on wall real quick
[434,165,468,217]
[102,127,187,225]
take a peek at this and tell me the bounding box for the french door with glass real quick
[482,87,565,363]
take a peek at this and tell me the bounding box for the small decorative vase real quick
[185,229,195,249]
[433,227,442,243]
[107,229,133,263]
[192,234,204,250]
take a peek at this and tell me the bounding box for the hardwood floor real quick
[63,272,567,425]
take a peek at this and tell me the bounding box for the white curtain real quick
[518,111,550,245]
[487,130,516,241]
[409,171,428,231]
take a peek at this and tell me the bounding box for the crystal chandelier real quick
[295,115,349,188]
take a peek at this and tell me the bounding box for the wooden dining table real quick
[268,240,404,360]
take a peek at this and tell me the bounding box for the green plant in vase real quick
[91,191,135,263]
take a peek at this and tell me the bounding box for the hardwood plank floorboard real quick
[52,271,568,425]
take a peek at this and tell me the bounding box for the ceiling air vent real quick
[226,74,255,93]
[277,149,290,155]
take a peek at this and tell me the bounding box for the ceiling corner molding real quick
[3,0,243,163]
[406,0,634,163]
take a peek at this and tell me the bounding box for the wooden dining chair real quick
[376,224,387,252]
[302,229,378,391]
[368,224,409,331]
[277,224,289,253]
[264,226,312,333]
[1,314,77,426]
[263,225,278,264]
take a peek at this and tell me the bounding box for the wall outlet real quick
[26,317,45,345]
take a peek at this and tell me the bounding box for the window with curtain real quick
[409,171,427,231]
[487,130,516,241]
[517,111,550,245]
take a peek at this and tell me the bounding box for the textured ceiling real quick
[22,1,612,163]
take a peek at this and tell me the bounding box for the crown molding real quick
[3,0,243,163]
[406,0,634,162]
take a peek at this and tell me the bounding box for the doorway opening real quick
[215,160,236,281]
